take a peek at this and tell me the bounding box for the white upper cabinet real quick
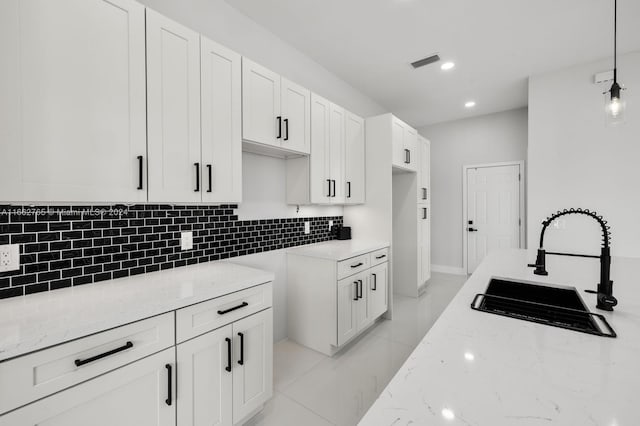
[329,103,346,203]
[0,0,147,203]
[200,37,242,203]
[417,136,430,204]
[391,116,418,172]
[281,78,311,154]
[146,9,201,203]
[309,94,332,203]
[242,58,310,155]
[344,111,366,204]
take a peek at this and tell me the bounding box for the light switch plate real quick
[328,220,333,230]
[0,244,20,272]
[304,221,310,234]
[180,231,193,251]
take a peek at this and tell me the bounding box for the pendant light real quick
[604,0,626,126]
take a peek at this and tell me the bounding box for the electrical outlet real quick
[180,231,193,251]
[0,244,20,272]
[328,220,333,230]
[304,221,310,235]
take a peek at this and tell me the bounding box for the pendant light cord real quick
[613,0,617,81]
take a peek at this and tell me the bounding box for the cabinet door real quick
[146,9,201,203]
[404,127,418,172]
[0,348,175,426]
[200,37,242,203]
[232,309,273,424]
[242,58,281,147]
[344,111,365,205]
[329,103,346,203]
[369,263,388,319]
[419,206,431,284]
[417,136,430,204]
[337,276,359,346]
[309,94,332,204]
[0,0,147,203]
[281,78,311,154]
[391,117,406,168]
[356,275,372,331]
[177,324,233,426]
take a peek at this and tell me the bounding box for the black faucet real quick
[529,208,618,311]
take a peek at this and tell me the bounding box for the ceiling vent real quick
[411,54,440,69]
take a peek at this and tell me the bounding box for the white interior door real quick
[281,78,310,154]
[466,164,521,273]
[146,9,201,203]
[200,36,242,203]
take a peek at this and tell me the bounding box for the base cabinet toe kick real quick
[0,282,274,426]
[287,246,389,356]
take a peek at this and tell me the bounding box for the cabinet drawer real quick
[176,282,273,343]
[337,254,370,280]
[0,312,174,415]
[369,248,389,266]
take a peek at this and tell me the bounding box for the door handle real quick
[372,273,377,291]
[237,332,244,365]
[422,208,428,220]
[347,181,351,198]
[353,281,359,301]
[407,149,411,164]
[327,179,332,197]
[422,188,427,200]
[468,228,478,232]
[207,164,212,193]
[165,364,172,406]
[225,337,232,372]
[284,118,289,141]
[358,279,363,299]
[137,156,144,190]
[276,116,282,139]
[194,162,200,192]
[404,149,409,164]
[331,180,336,197]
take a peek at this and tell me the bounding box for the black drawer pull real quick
[165,363,172,406]
[353,281,359,301]
[207,164,212,193]
[238,332,244,365]
[194,162,200,192]
[225,338,232,372]
[137,156,143,190]
[74,341,133,367]
[375,254,386,260]
[351,262,363,268]
[372,273,377,291]
[217,301,249,315]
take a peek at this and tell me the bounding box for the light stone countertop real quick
[287,240,390,261]
[0,261,274,362]
[360,248,640,426]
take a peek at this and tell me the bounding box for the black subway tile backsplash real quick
[0,204,342,299]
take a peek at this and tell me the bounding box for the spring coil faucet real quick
[529,208,618,311]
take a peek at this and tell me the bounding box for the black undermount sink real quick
[471,278,616,338]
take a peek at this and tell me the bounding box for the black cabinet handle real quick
[331,180,336,197]
[358,280,363,299]
[137,156,143,190]
[408,149,411,164]
[353,281,359,301]
[238,332,244,365]
[194,162,200,192]
[207,164,212,193]
[347,181,351,198]
[217,301,248,315]
[351,262,363,268]
[372,273,377,291]
[375,254,386,260]
[225,337,232,372]
[423,208,428,220]
[165,364,172,406]
[74,341,133,367]
[422,188,427,200]
[276,116,282,139]
[326,179,332,197]
[284,118,289,141]
[404,149,409,164]
[468,228,478,232]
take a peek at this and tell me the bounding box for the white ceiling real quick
[227,0,640,127]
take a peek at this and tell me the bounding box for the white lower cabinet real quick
[0,348,176,426]
[369,262,389,319]
[177,308,273,426]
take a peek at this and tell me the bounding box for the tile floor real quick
[245,272,468,426]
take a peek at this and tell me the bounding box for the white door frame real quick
[462,161,526,274]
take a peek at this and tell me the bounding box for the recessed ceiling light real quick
[464,101,476,108]
[440,62,455,71]
[441,408,455,421]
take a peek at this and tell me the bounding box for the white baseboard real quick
[431,264,467,275]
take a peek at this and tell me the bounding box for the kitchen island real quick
[360,249,640,425]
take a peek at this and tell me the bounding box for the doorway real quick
[463,161,525,274]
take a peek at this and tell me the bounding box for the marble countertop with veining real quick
[287,240,389,261]
[0,261,274,362]
[360,249,640,425]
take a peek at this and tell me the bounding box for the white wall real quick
[419,108,528,270]
[528,51,640,258]
[136,0,385,341]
